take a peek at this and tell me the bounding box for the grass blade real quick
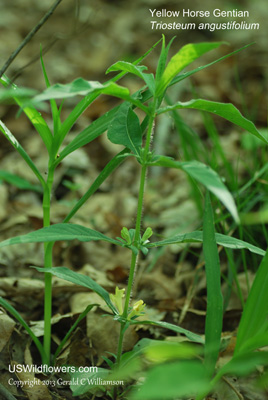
[0,170,42,192]
[53,304,97,363]
[0,296,44,359]
[40,48,61,136]
[235,250,268,355]
[203,192,223,375]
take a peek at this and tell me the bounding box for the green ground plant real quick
[1,37,268,399]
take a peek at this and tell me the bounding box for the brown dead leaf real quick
[13,361,52,400]
[30,312,74,337]
[86,313,138,362]
[0,311,16,351]
[69,292,107,314]
[0,277,44,298]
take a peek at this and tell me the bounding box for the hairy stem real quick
[115,106,156,376]
[123,110,155,317]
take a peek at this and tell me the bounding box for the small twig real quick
[222,376,244,400]
[0,0,63,79]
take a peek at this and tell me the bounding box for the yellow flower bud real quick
[128,299,146,320]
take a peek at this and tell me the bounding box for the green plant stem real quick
[115,107,156,375]
[42,165,55,366]
[116,324,125,367]
[123,111,155,317]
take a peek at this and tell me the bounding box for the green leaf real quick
[203,192,223,376]
[55,106,120,164]
[147,230,265,256]
[70,368,109,396]
[158,99,268,145]
[0,87,37,102]
[234,331,268,354]
[198,350,268,400]
[150,157,239,222]
[155,35,176,86]
[35,79,129,100]
[0,75,53,152]
[34,78,148,113]
[106,61,148,77]
[156,42,224,95]
[64,149,130,222]
[106,61,155,94]
[55,45,248,163]
[130,320,204,344]
[235,250,268,355]
[56,38,162,150]
[143,341,199,363]
[0,223,122,249]
[0,170,42,192]
[34,266,117,314]
[0,120,45,187]
[130,360,210,400]
[218,351,268,378]
[107,103,142,156]
[0,296,44,359]
[171,43,253,87]
[40,47,61,136]
[20,105,53,152]
[53,304,97,363]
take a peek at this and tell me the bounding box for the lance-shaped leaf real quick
[171,43,253,87]
[64,149,130,222]
[53,304,97,363]
[203,192,223,376]
[0,75,53,152]
[0,223,123,249]
[34,267,117,314]
[150,157,239,222]
[0,170,42,192]
[108,102,142,156]
[130,320,204,344]
[147,230,265,256]
[106,61,155,94]
[158,99,268,145]
[55,106,120,165]
[35,79,128,100]
[235,249,268,355]
[156,42,224,95]
[0,297,44,359]
[34,78,148,113]
[0,120,45,187]
[155,35,176,86]
[0,87,37,102]
[56,38,162,146]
